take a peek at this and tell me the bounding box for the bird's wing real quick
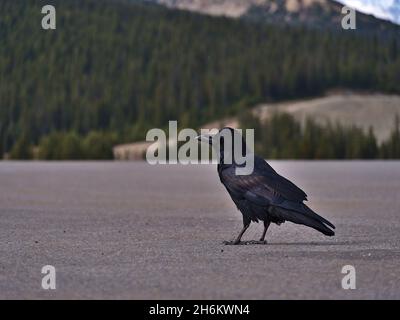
[220,158,335,230]
[253,156,307,202]
[220,156,307,203]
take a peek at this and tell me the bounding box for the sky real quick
[335,0,400,24]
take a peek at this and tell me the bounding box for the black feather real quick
[216,128,335,238]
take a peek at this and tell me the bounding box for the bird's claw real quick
[253,240,268,245]
[223,240,241,245]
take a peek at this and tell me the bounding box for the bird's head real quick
[196,127,248,163]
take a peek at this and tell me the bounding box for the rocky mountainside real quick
[146,0,400,34]
[337,0,400,25]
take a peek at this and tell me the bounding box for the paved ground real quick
[0,161,399,299]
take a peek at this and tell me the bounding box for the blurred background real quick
[0,0,399,160]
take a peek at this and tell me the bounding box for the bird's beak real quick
[196,133,215,145]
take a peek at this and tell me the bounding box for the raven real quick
[197,127,335,245]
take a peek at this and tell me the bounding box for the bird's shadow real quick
[267,241,354,246]
[223,240,358,246]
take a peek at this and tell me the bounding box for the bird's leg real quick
[232,223,250,245]
[223,222,250,245]
[259,220,270,242]
[223,217,251,245]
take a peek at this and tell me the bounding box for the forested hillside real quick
[239,111,400,159]
[1,0,400,158]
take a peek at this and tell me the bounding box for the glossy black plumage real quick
[199,127,335,244]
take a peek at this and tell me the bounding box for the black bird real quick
[197,127,335,245]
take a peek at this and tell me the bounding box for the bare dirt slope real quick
[206,93,400,144]
[253,93,400,143]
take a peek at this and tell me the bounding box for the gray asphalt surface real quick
[0,161,399,299]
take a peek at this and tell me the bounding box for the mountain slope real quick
[253,93,400,144]
[204,92,400,144]
[337,0,400,25]
[1,0,400,157]
[147,0,400,34]
[146,0,262,17]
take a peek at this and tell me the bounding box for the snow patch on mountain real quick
[335,0,400,24]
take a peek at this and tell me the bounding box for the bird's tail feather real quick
[273,205,335,236]
[302,205,335,229]
[276,200,335,228]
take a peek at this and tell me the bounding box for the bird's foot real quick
[223,240,241,245]
[223,240,267,245]
[244,240,267,245]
